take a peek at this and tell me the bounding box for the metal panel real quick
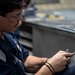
[33,26,75,58]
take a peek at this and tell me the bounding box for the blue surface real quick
[26,9,75,33]
[39,9,75,20]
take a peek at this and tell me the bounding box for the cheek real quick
[0,18,17,32]
[0,18,10,27]
[0,17,18,32]
[1,17,17,26]
[3,20,17,28]
[0,20,7,30]
[0,21,14,32]
[7,22,18,32]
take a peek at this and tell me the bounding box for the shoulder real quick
[4,32,14,37]
[0,50,6,62]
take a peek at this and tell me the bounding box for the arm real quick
[24,51,73,75]
[34,65,53,75]
[24,55,47,73]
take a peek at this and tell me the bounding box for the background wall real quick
[33,0,75,11]
[32,0,59,4]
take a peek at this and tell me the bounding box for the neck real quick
[0,31,3,36]
[0,31,4,39]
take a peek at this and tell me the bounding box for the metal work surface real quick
[25,9,75,33]
[23,9,75,57]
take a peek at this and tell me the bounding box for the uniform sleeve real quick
[14,35,29,62]
[21,46,29,61]
[0,59,16,75]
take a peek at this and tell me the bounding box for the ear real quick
[0,15,3,20]
[0,15,4,22]
[0,16,2,20]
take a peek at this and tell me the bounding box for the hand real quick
[47,50,73,72]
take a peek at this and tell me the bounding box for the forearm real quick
[24,51,73,74]
[24,55,47,73]
[35,65,53,75]
[24,55,47,66]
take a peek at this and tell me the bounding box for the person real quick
[0,0,75,75]
[14,21,22,40]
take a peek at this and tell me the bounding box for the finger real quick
[63,55,71,64]
[64,52,73,57]
[66,57,71,63]
[61,66,66,70]
[65,59,68,65]
[63,57,68,65]
[67,57,71,60]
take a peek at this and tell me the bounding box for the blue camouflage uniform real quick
[0,32,75,75]
[0,32,29,75]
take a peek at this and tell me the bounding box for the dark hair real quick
[0,0,31,16]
